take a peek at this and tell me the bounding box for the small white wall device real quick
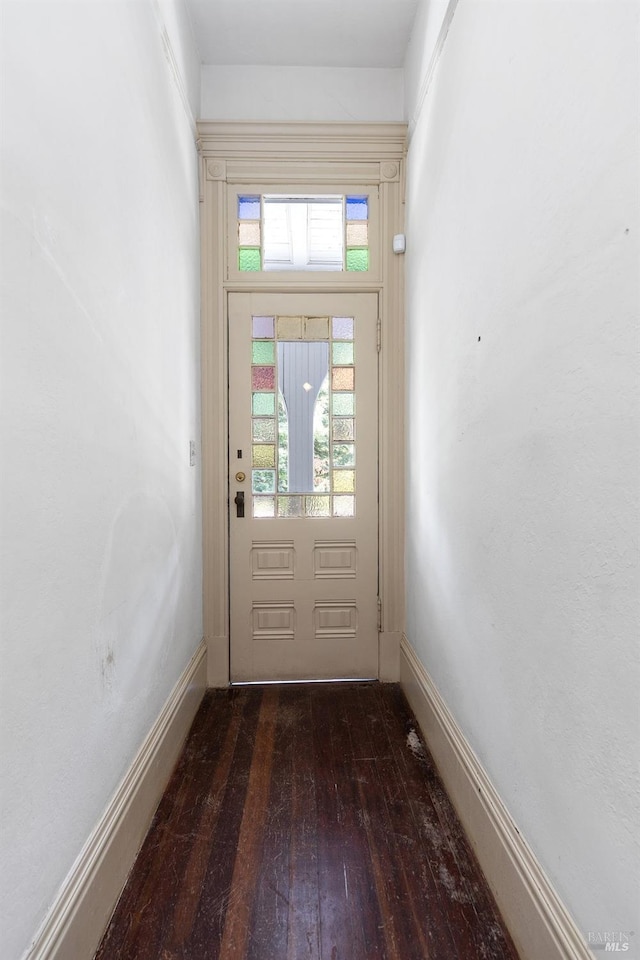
[392,234,406,254]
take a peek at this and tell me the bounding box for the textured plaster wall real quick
[201,64,404,121]
[404,0,639,939]
[0,3,202,957]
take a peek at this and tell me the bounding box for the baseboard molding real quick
[25,639,207,960]
[400,636,592,960]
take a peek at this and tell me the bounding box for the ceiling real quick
[185,0,420,69]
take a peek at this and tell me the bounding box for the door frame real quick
[197,121,407,686]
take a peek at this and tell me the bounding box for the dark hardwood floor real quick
[95,683,520,959]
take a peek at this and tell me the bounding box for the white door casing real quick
[229,292,379,681]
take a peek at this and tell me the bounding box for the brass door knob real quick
[235,471,246,483]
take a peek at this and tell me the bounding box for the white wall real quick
[201,65,404,120]
[404,0,639,942]
[0,3,202,958]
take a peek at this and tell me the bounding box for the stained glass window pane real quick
[238,195,261,219]
[239,248,261,271]
[346,197,368,221]
[333,443,355,467]
[252,341,275,364]
[238,222,261,246]
[332,367,354,391]
[254,496,275,518]
[253,445,276,468]
[277,316,303,339]
[305,316,330,339]
[253,316,274,339]
[252,392,275,416]
[252,470,276,493]
[252,418,275,442]
[306,495,331,517]
[332,393,354,416]
[333,470,355,493]
[346,248,369,272]
[332,317,354,340]
[332,342,354,365]
[278,496,303,517]
[252,366,276,390]
[332,418,355,441]
[333,495,355,517]
[346,223,368,246]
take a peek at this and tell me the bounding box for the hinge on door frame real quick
[377,317,382,353]
[377,595,383,633]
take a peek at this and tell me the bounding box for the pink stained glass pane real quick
[252,366,276,390]
[332,317,354,340]
[346,222,368,246]
[333,495,355,517]
[238,222,261,246]
[253,316,275,339]
[332,367,354,391]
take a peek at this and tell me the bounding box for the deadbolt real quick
[235,471,246,483]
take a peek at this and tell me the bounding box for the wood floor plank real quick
[94,683,520,960]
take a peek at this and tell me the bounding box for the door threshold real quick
[230,677,378,687]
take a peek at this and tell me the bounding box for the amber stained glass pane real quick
[333,469,355,493]
[277,316,303,340]
[346,222,368,246]
[332,367,354,391]
[305,316,329,340]
[239,222,261,246]
[253,445,275,469]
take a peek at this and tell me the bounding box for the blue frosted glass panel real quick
[346,196,368,221]
[238,195,261,219]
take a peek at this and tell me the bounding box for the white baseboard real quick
[25,639,208,960]
[400,636,592,960]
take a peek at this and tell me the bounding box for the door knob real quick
[234,490,245,518]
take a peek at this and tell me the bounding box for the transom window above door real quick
[227,188,378,280]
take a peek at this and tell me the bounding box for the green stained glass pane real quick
[278,496,303,517]
[252,366,275,390]
[306,496,331,517]
[332,393,354,416]
[332,317,354,340]
[252,418,275,442]
[252,392,275,416]
[253,496,275,518]
[333,443,355,467]
[332,342,354,365]
[332,418,355,441]
[333,495,355,517]
[252,444,275,468]
[252,341,275,364]
[346,222,368,246]
[253,316,274,338]
[333,469,355,493]
[346,248,369,272]
[238,222,261,246]
[332,367,354,391]
[239,247,261,271]
[252,470,276,493]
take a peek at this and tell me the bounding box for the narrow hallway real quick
[95,683,519,959]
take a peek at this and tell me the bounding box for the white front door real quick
[228,292,379,682]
